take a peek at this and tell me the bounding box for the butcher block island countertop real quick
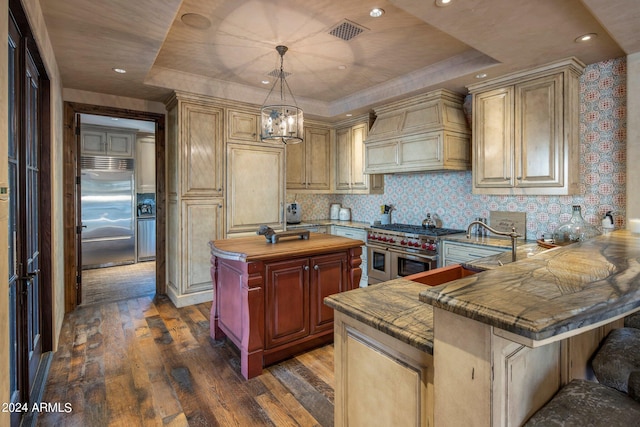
[209,232,363,379]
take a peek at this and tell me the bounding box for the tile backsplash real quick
[292,57,627,241]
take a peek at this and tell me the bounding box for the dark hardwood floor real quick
[81,262,156,306]
[39,295,335,426]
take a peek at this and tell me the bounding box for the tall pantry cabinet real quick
[165,92,225,307]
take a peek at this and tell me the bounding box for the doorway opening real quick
[63,102,165,312]
[78,113,157,305]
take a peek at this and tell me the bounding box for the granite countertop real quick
[419,230,640,342]
[324,279,434,354]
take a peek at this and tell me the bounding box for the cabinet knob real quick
[314,265,319,270]
[304,265,309,271]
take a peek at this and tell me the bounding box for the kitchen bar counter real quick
[324,278,434,354]
[420,230,640,344]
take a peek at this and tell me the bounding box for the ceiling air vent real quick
[329,20,368,41]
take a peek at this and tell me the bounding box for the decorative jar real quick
[553,205,601,245]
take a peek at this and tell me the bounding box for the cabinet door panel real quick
[516,74,563,187]
[107,132,134,157]
[285,141,305,189]
[183,199,223,294]
[181,103,223,196]
[81,130,106,155]
[350,124,367,189]
[335,127,351,190]
[265,258,310,348]
[306,127,331,190]
[310,253,347,333]
[227,110,259,142]
[226,144,284,234]
[473,87,514,188]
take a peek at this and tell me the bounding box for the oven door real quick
[367,244,392,284]
[390,249,437,279]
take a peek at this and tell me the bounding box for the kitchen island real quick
[209,232,362,379]
[326,229,640,426]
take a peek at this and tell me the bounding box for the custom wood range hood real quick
[363,89,471,175]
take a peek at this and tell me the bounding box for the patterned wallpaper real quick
[293,57,627,241]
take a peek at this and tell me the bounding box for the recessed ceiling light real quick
[111,118,119,121]
[435,0,452,7]
[370,8,385,18]
[181,13,212,29]
[475,73,487,79]
[338,65,347,70]
[575,33,597,43]
[261,80,270,85]
[346,113,353,117]
[112,68,126,74]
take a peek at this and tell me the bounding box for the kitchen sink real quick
[405,264,477,287]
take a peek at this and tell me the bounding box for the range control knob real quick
[389,238,396,243]
[400,240,407,245]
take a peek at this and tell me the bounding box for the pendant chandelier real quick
[260,45,304,144]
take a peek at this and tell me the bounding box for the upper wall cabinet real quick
[286,123,332,192]
[335,118,384,194]
[166,93,224,198]
[363,89,471,174]
[227,109,260,143]
[467,57,585,195]
[135,133,156,193]
[81,125,134,157]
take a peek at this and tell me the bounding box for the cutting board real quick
[489,211,526,235]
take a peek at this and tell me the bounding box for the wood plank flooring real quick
[39,295,335,427]
[81,262,156,306]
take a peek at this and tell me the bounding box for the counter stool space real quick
[526,325,640,426]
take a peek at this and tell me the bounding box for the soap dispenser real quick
[602,211,615,233]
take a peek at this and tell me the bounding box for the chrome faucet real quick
[466,221,522,262]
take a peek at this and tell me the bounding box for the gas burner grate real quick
[370,224,466,236]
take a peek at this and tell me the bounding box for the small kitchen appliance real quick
[330,203,342,220]
[286,202,301,224]
[339,207,351,221]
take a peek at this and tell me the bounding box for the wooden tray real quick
[536,239,559,249]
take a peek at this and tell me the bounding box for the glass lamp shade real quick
[552,205,601,245]
[260,104,303,144]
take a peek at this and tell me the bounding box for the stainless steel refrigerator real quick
[81,156,135,269]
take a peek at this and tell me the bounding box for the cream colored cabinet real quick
[331,225,368,287]
[81,125,134,157]
[135,132,155,193]
[226,143,285,235]
[364,90,471,174]
[227,109,260,143]
[335,120,384,194]
[468,57,584,195]
[286,123,332,192]
[165,92,225,307]
[440,240,508,267]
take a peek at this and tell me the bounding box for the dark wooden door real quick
[310,253,347,334]
[8,12,44,425]
[264,258,310,349]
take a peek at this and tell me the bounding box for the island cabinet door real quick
[310,253,348,334]
[265,258,311,349]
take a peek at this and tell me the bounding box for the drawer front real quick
[441,241,508,266]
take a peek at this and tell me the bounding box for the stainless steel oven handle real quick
[385,247,437,261]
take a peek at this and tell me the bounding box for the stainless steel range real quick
[365,224,465,285]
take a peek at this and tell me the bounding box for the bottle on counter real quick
[553,205,601,245]
[602,211,615,234]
